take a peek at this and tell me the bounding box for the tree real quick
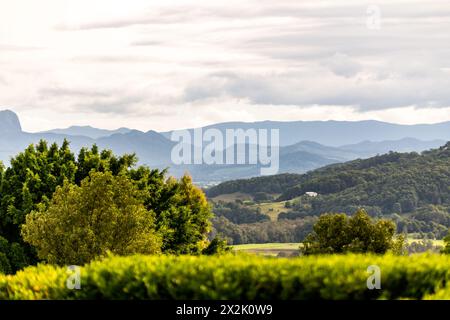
[0,236,27,273]
[301,209,402,255]
[0,141,141,271]
[0,236,11,274]
[201,237,231,255]
[124,166,213,254]
[150,175,212,254]
[441,229,450,254]
[21,172,161,265]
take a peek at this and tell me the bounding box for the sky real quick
[1,0,450,132]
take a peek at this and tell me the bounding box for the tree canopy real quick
[301,209,404,255]
[22,172,162,265]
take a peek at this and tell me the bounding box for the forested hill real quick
[207,142,450,217]
[205,173,303,198]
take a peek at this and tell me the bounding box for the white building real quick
[305,192,318,197]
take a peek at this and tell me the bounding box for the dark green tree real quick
[441,229,450,254]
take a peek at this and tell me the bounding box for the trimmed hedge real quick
[1,254,450,300]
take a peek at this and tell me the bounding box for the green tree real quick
[126,166,213,254]
[301,209,401,255]
[0,236,12,274]
[0,140,138,271]
[151,175,212,254]
[21,172,161,265]
[441,229,450,254]
[201,237,231,255]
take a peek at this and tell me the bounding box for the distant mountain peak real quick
[42,125,132,139]
[0,109,22,134]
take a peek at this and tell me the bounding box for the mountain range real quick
[161,120,450,147]
[0,109,448,184]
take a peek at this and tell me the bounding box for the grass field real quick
[232,243,300,256]
[211,193,303,220]
[248,201,292,221]
[232,243,300,250]
[232,239,445,256]
[407,239,444,246]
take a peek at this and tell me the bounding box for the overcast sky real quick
[1,0,450,132]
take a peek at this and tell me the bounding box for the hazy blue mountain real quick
[173,148,340,185]
[95,130,175,167]
[42,125,132,139]
[281,140,359,161]
[340,138,446,157]
[1,109,449,185]
[0,110,171,168]
[162,120,450,147]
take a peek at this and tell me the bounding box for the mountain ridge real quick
[162,120,450,147]
[1,109,449,184]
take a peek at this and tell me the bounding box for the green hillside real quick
[209,142,450,240]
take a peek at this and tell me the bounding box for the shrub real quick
[2,254,450,300]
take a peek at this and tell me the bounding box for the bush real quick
[2,254,450,300]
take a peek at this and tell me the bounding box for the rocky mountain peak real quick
[0,109,22,134]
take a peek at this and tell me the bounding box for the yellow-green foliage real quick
[2,254,450,300]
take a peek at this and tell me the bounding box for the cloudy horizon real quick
[1,0,450,132]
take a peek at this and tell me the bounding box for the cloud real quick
[55,6,222,30]
[39,87,111,98]
[0,75,7,86]
[0,44,43,51]
[183,63,450,110]
[321,53,362,78]
[130,40,164,47]
[2,0,450,132]
[70,55,157,64]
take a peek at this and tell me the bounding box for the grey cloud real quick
[321,53,362,77]
[36,84,180,117]
[73,95,144,115]
[244,27,450,61]
[0,75,7,86]
[0,44,43,51]
[39,87,111,99]
[183,66,450,110]
[55,6,223,30]
[130,40,164,47]
[55,2,450,31]
[71,55,157,64]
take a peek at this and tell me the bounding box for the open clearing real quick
[231,239,445,256]
[232,243,300,256]
[248,201,292,221]
[407,238,444,246]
